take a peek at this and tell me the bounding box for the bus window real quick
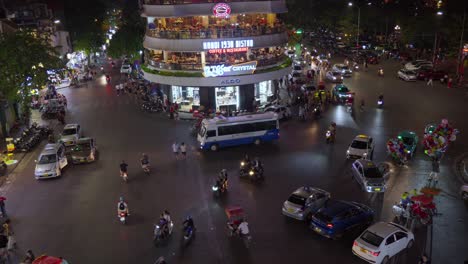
[207,130,216,137]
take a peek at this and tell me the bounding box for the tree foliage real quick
[107,0,145,61]
[0,31,63,112]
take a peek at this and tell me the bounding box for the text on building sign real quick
[203,40,253,50]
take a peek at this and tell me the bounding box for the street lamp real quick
[348,2,361,48]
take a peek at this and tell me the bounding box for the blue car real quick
[310,200,374,239]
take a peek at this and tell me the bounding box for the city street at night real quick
[1,0,468,263]
[1,59,467,263]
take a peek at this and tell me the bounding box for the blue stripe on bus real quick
[201,129,279,150]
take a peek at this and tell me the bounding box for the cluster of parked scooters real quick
[140,99,164,113]
[13,123,52,152]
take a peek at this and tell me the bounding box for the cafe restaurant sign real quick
[212,3,231,18]
[203,39,254,50]
[203,61,257,77]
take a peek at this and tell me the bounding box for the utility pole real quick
[457,11,466,79]
[356,7,361,48]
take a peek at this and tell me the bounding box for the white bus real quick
[197,113,280,151]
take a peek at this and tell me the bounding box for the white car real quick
[351,159,389,193]
[292,65,303,74]
[282,187,330,221]
[59,124,82,146]
[263,105,291,120]
[346,134,374,160]
[120,64,132,74]
[325,71,343,83]
[397,69,417,81]
[34,143,68,179]
[332,64,353,77]
[352,222,414,264]
[404,61,432,71]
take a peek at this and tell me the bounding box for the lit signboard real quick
[203,61,257,77]
[203,40,254,50]
[208,47,249,54]
[212,3,231,18]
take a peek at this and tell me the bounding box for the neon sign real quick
[203,40,254,50]
[203,61,257,78]
[212,3,231,18]
[208,47,249,54]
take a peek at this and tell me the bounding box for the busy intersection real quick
[0,51,466,264]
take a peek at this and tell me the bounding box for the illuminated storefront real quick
[142,1,290,112]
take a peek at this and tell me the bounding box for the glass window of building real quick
[255,80,274,104]
[215,86,239,112]
[171,86,200,112]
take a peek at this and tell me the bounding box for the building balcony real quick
[141,56,291,87]
[147,54,288,71]
[146,25,285,39]
[142,0,287,17]
[144,31,287,52]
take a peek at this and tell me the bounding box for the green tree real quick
[0,31,63,115]
[107,0,145,61]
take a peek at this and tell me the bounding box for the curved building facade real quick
[141,0,291,112]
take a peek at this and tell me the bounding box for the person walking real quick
[180,142,187,159]
[447,77,453,88]
[426,76,433,86]
[172,142,179,160]
[418,253,431,264]
[22,250,35,264]
[0,197,7,218]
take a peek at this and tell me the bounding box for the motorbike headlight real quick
[363,152,368,157]
[240,162,245,166]
[346,150,350,154]
[333,77,336,80]
[406,150,411,154]
[212,186,218,191]
[249,170,254,176]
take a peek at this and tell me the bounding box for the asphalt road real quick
[2,58,468,264]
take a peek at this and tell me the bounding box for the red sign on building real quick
[212,3,231,18]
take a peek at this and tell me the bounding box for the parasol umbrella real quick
[411,194,433,205]
[33,256,69,264]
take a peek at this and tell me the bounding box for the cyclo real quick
[225,206,251,247]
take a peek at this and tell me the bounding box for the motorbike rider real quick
[183,216,195,232]
[237,218,250,237]
[140,153,150,171]
[378,68,384,76]
[159,210,172,237]
[218,169,228,191]
[328,122,337,140]
[252,157,264,176]
[120,160,128,178]
[117,197,129,217]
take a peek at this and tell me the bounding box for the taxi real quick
[347,135,374,160]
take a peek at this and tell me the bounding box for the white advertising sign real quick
[203,61,257,77]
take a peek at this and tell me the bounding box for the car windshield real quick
[338,86,349,93]
[62,128,77,135]
[294,66,301,70]
[351,140,368,149]
[314,211,333,223]
[364,167,382,178]
[288,194,307,206]
[401,137,414,145]
[340,66,349,70]
[360,231,384,247]
[38,154,57,164]
[199,125,207,137]
[332,72,341,76]
[74,142,91,151]
[293,73,301,77]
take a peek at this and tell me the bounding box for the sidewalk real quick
[0,109,61,188]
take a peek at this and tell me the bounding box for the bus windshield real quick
[199,125,207,137]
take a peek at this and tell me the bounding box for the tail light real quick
[371,251,380,257]
[353,241,358,247]
[120,212,125,216]
[326,223,333,228]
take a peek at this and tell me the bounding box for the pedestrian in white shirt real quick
[180,142,187,159]
[172,142,179,160]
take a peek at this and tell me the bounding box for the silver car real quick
[59,124,82,146]
[351,159,389,193]
[282,187,331,221]
[34,143,68,180]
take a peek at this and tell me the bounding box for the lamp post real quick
[433,11,444,63]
